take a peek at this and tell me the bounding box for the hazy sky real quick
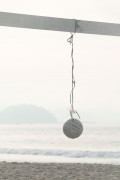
[0,0,120,124]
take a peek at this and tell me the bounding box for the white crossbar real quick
[0,11,120,36]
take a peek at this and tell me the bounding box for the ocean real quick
[0,123,120,165]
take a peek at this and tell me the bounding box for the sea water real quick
[0,123,120,165]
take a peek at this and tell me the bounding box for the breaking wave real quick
[0,148,120,159]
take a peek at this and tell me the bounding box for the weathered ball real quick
[63,118,83,139]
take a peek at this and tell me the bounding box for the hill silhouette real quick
[0,104,57,123]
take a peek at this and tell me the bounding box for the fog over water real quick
[0,0,120,125]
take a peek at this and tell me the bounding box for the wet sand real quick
[0,162,120,180]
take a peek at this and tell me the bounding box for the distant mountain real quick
[0,104,57,123]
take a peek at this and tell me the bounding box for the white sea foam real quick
[0,123,120,164]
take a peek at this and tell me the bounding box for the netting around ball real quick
[63,118,83,139]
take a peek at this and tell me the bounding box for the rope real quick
[67,33,80,120]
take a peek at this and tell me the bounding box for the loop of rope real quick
[67,33,80,120]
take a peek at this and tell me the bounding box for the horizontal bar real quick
[0,11,120,36]
[77,20,120,36]
[0,12,75,32]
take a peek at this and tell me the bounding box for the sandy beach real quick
[0,162,119,180]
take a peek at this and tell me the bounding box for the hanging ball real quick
[63,118,83,139]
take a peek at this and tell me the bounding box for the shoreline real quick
[0,154,120,165]
[0,162,120,180]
